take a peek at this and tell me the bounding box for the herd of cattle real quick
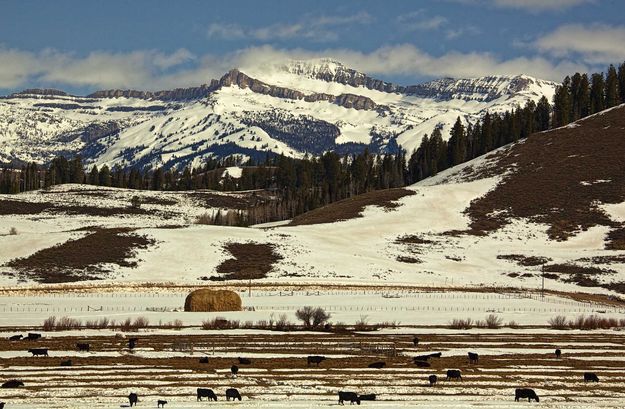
[0,334,604,406]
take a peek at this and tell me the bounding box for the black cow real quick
[307,355,326,366]
[2,380,24,388]
[0,401,5,409]
[76,343,90,352]
[238,357,251,365]
[197,388,218,401]
[128,393,138,407]
[128,338,138,350]
[338,391,360,405]
[226,388,242,401]
[199,356,209,364]
[26,333,41,341]
[368,361,386,369]
[231,365,239,377]
[429,374,437,386]
[413,336,419,346]
[468,352,479,364]
[359,394,376,401]
[584,372,599,382]
[60,359,72,366]
[414,355,430,362]
[157,399,167,408]
[515,388,539,402]
[446,369,462,380]
[28,348,48,357]
[555,349,561,358]
[414,360,431,368]
[428,352,442,358]
[9,334,22,341]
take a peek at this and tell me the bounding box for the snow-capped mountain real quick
[0,59,557,169]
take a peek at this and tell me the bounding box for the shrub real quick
[120,316,149,332]
[130,196,141,209]
[311,307,331,329]
[548,315,568,329]
[201,317,239,330]
[354,315,370,331]
[295,306,314,328]
[508,320,519,329]
[42,316,82,331]
[485,314,503,329]
[195,212,213,225]
[449,318,473,329]
[275,314,292,331]
[9,227,18,235]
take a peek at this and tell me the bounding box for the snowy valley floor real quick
[1,286,625,408]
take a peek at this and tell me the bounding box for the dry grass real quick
[211,242,283,281]
[289,189,415,226]
[5,228,155,283]
[464,105,625,242]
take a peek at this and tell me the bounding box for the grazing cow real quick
[60,359,72,367]
[2,380,24,388]
[26,333,41,341]
[28,348,48,357]
[584,372,599,382]
[9,334,22,341]
[197,388,218,401]
[199,356,209,364]
[226,388,242,401]
[307,355,326,367]
[359,394,376,401]
[555,349,561,358]
[446,369,462,380]
[428,352,442,358]
[76,343,90,352]
[413,336,419,346]
[468,352,479,364]
[515,388,539,402]
[414,360,431,368]
[231,365,239,377]
[128,338,138,350]
[338,391,360,405]
[368,361,386,369]
[238,357,251,365]
[414,355,430,362]
[157,399,167,408]
[128,393,138,407]
[429,374,437,386]
[0,401,4,409]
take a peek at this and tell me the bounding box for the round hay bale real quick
[184,289,242,312]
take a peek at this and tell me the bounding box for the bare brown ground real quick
[463,106,625,242]
[1,332,624,401]
[210,242,283,280]
[4,228,154,283]
[289,188,415,226]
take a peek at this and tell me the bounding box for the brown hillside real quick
[465,104,625,241]
[289,188,415,226]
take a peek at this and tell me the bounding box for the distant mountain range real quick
[0,58,557,170]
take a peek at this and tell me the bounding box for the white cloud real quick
[492,0,594,11]
[0,43,587,92]
[397,10,448,31]
[446,0,594,11]
[535,24,625,64]
[206,12,372,42]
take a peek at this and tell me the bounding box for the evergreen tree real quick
[590,73,605,114]
[618,61,625,105]
[88,165,99,185]
[605,64,619,108]
[553,78,572,127]
[448,117,467,166]
[98,165,112,187]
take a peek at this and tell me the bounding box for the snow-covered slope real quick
[1,105,623,292]
[0,59,557,169]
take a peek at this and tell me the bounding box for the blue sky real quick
[1,0,624,94]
